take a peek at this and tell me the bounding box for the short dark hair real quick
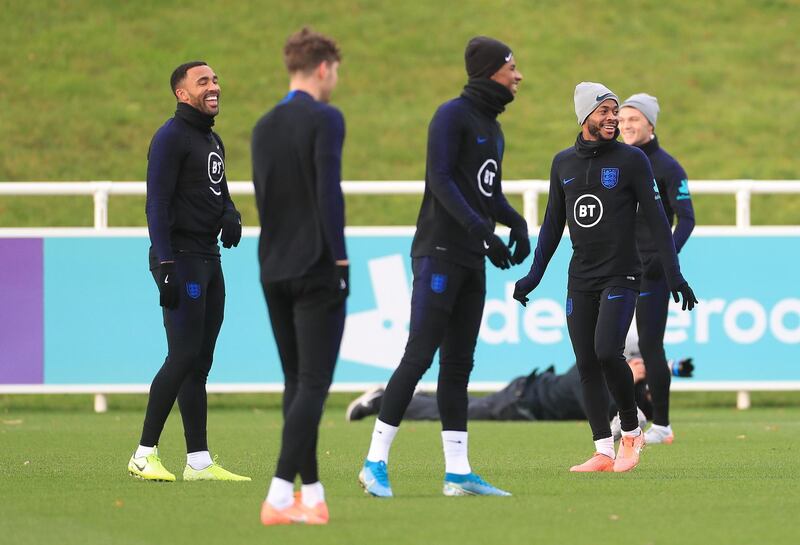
[170,61,207,96]
[283,27,340,74]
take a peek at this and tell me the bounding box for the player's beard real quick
[187,90,220,116]
[587,117,617,140]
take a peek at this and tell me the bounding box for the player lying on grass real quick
[347,345,694,443]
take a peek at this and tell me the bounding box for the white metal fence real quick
[2,180,800,411]
[2,180,800,229]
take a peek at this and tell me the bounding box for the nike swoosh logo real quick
[563,177,575,185]
[504,52,512,62]
[209,186,222,196]
[132,460,146,472]
[477,136,488,144]
[483,241,490,250]
[607,294,624,300]
[164,275,169,284]
[596,92,614,101]
[445,440,463,444]
[639,291,652,297]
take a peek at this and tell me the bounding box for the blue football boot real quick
[443,472,511,496]
[359,460,393,497]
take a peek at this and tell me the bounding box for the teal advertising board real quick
[2,231,798,386]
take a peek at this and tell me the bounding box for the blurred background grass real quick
[1,0,798,226]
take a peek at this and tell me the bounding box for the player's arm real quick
[145,125,184,308]
[214,134,242,249]
[632,151,697,310]
[145,126,184,263]
[666,162,695,253]
[492,184,530,265]
[427,104,489,234]
[314,106,347,263]
[513,158,566,305]
[314,106,350,296]
[427,104,511,268]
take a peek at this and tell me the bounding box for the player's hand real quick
[485,234,512,270]
[672,281,698,311]
[508,224,530,265]
[220,210,242,249]
[335,263,350,298]
[157,261,179,309]
[671,357,694,377]
[513,273,537,307]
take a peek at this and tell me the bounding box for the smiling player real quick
[513,82,697,473]
[619,94,695,445]
[358,36,528,498]
[127,61,248,483]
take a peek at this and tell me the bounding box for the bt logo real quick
[573,194,603,228]
[207,152,224,195]
[477,159,498,197]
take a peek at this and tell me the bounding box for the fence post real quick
[523,189,538,228]
[92,182,112,230]
[735,182,751,228]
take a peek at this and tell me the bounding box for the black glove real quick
[671,357,694,377]
[220,210,242,249]
[672,281,698,311]
[156,261,179,309]
[335,264,350,298]
[513,274,537,307]
[508,225,530,265]
[484,234,512,270]
[644,256,662,280]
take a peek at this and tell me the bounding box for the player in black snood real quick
[358,36,528,499]
[128,61,248,483]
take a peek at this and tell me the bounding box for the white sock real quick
[442,430,471,474]
[187,450,213,470]
[621,427,642,438]
[134,445,155,459]
[301,482,325,508]
[265,477,294,509]
[595,437,615,459]
[366,419,399,463]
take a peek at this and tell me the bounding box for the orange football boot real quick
[613,432,645,472]
[294,491,329,525]
[569,452,614,472]
[260,500,326,526]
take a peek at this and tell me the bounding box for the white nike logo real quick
[209,186,222,196]
[483,241,490,250]
[164,275,169,284]
[505,52,512,62]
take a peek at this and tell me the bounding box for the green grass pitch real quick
[1,394,798,545]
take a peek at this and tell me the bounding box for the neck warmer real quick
[461,78,514,117]
[574,129,619,158]
[638,134,660,156]
[175,102,215,132]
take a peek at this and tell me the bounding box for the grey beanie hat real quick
[621,93,660,128]
[574,82,619,125]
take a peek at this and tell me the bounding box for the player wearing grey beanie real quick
[574,82,619,125]
[619,92,695,447]
[513,80,697,474]
[621,93,659,128]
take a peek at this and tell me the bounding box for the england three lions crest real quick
[601,168,619,189]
